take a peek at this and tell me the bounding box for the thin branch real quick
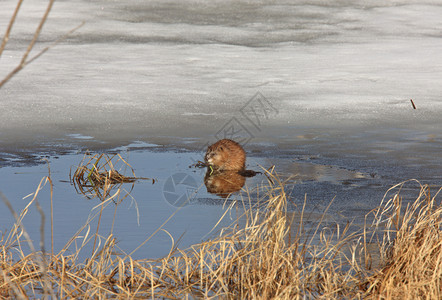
[0,1,84,89]
[0,0,54,88]
[0,0,24,57]
[28,21,85,66]
[20,0,55,66]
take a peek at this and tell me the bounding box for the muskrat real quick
[204,139,246,171]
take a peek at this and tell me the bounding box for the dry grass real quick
[364,181,442,299]
[71,153,154,200]
[0,167,441,299]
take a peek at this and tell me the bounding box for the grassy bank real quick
[1,171,441,299]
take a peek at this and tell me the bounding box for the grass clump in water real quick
[71,153,154,200]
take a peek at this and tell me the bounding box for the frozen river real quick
[0,0,441,259]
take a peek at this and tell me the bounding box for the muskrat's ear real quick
[218,146,223,151]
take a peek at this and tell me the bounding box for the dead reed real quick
[0,168,441,299]
[364,181,442,299]
[71,153,154,200]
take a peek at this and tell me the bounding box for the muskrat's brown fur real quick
[204,139,246,171]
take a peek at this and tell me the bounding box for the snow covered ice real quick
[0,0,441,172]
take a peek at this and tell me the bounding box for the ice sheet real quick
[0,0,441,157]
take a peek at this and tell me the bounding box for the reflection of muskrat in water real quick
[205,139,246,171]
[204,170,246,197]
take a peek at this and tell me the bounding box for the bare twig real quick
[0,1,84,89]
[0,0,54,88]
[0,0,24,57]
[20,0,55,65]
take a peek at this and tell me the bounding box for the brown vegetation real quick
[364,181,442,299]
[70,153,154,201]
[1,168,441,299]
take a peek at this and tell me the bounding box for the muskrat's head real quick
[204,145,226,168]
